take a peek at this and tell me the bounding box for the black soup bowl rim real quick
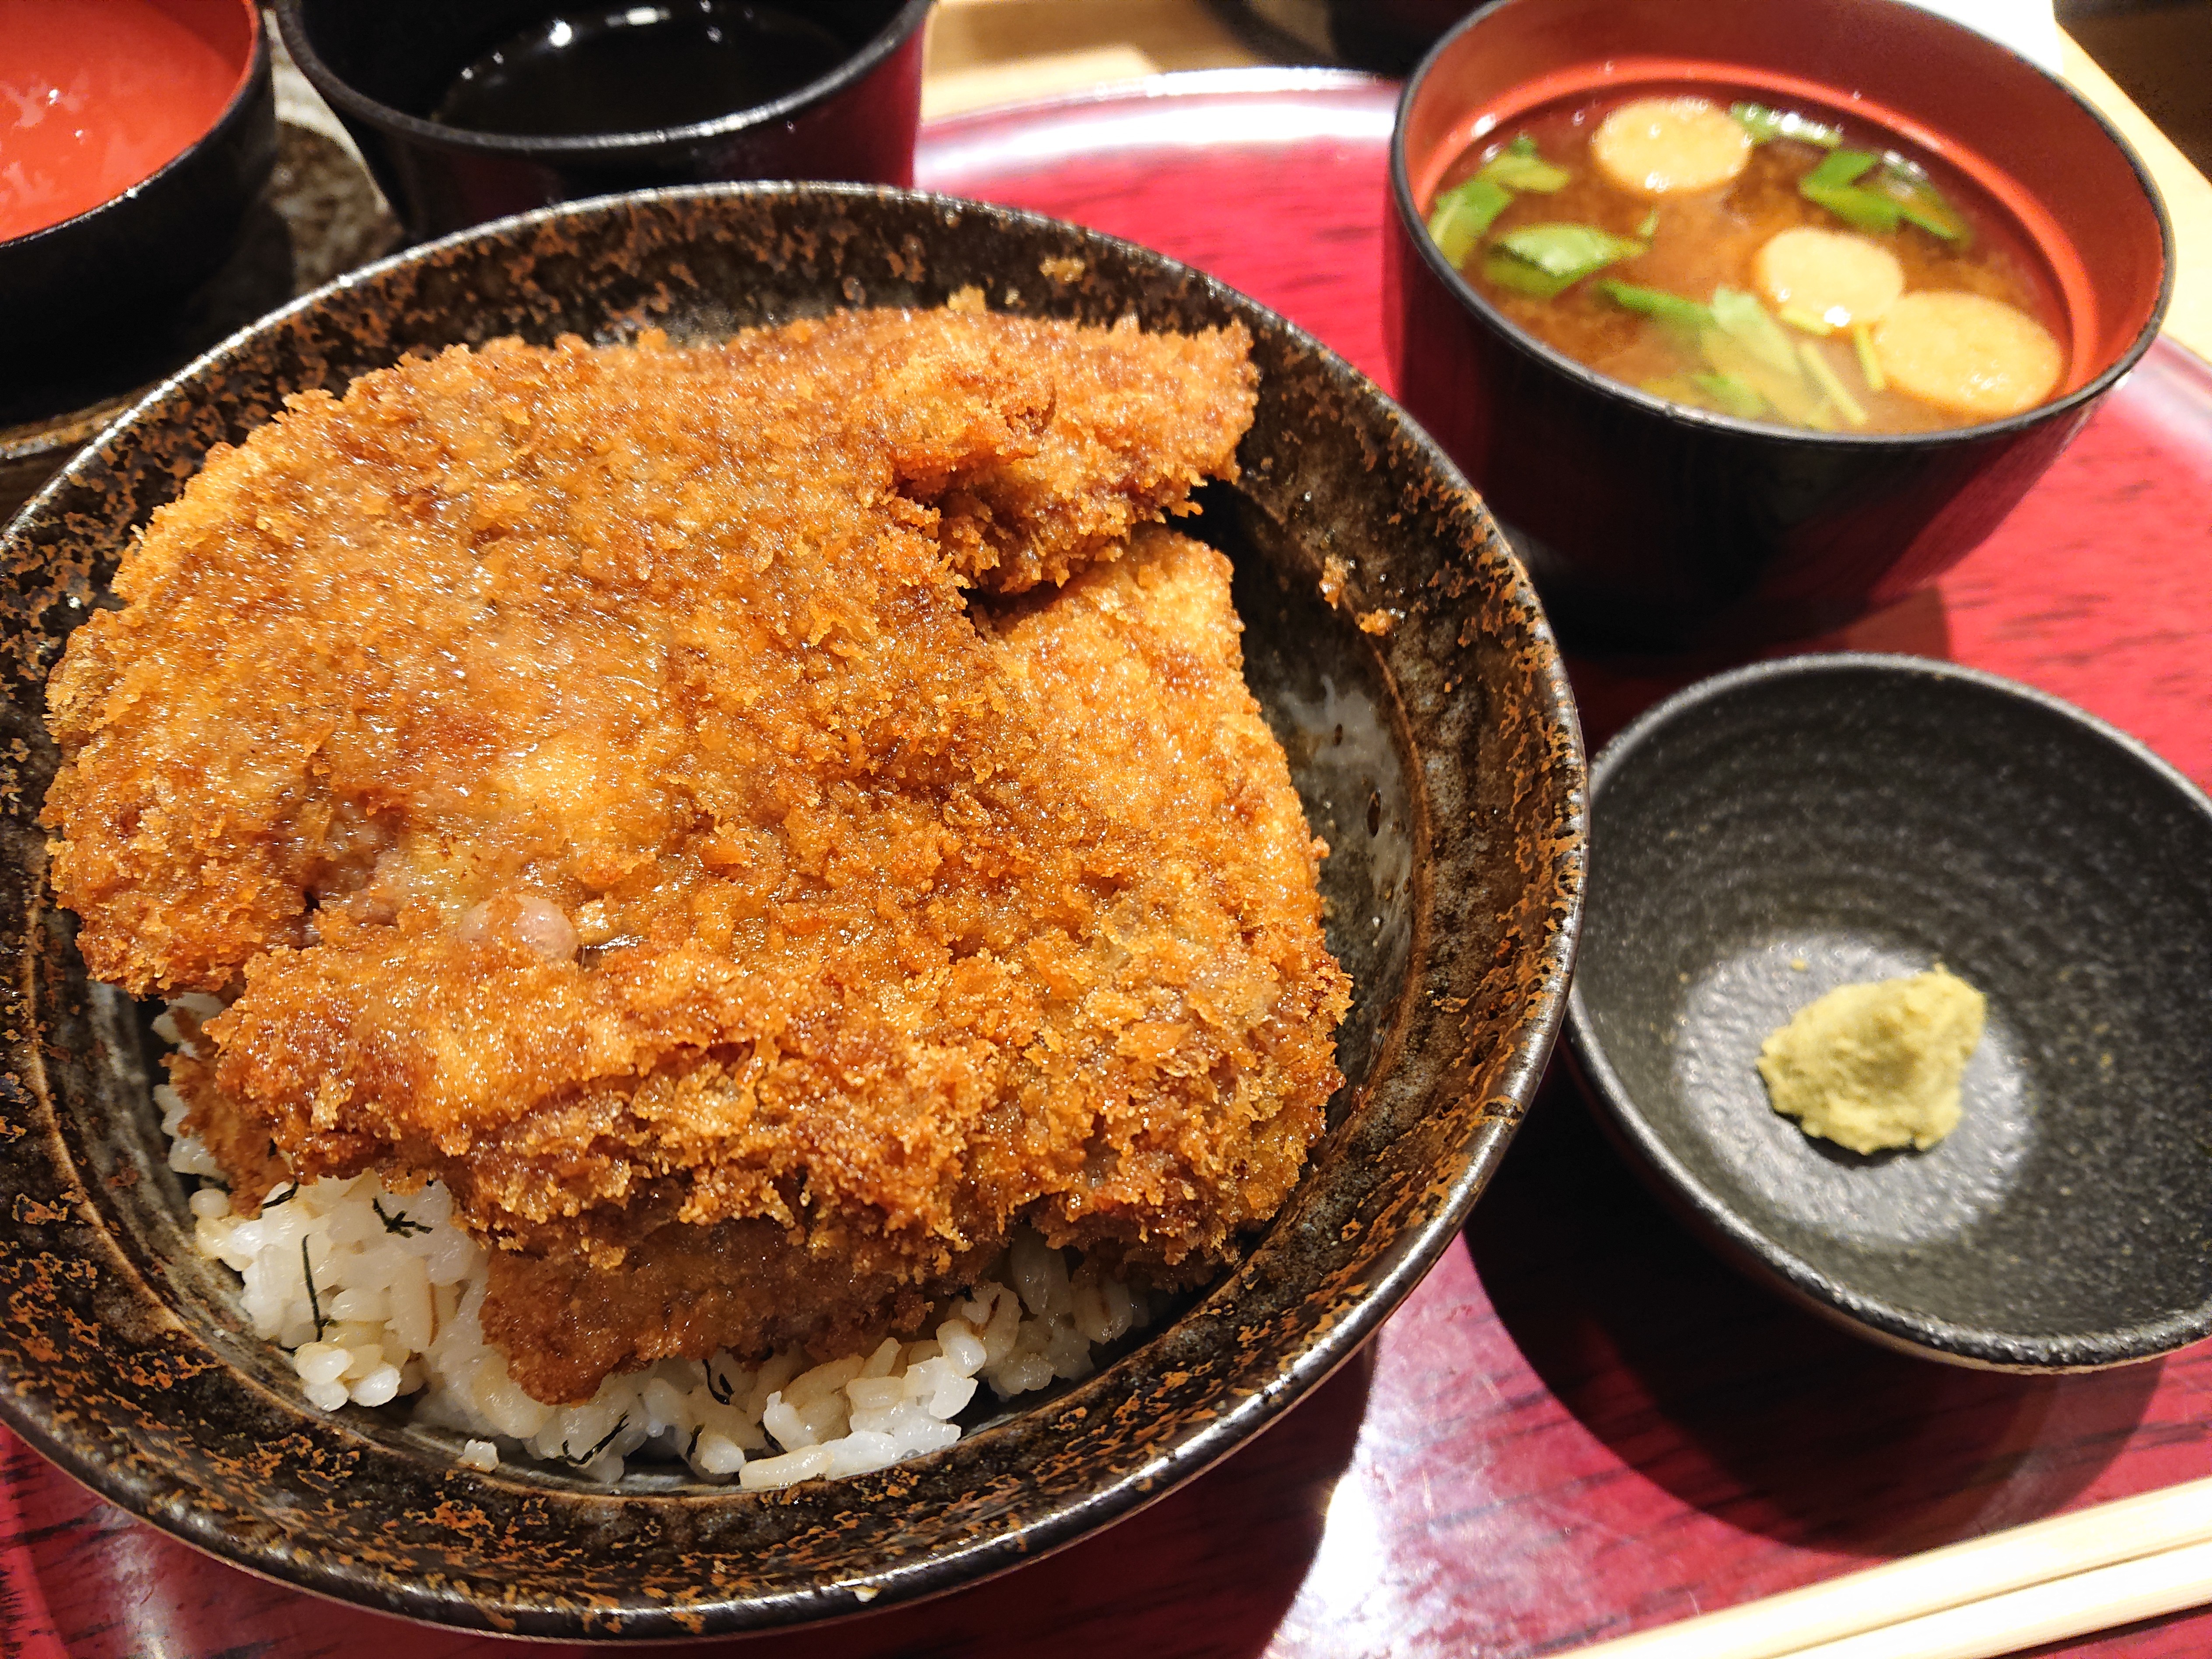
[0,0,268,258]
[1387,0,2177,452]
[4,178,1586,1634]
[274,0,935,159]
[1565,650,2212,1371]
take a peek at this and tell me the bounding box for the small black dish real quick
[277,0,932,241]
[0,0,275,348]
[1567,652,2212,1369]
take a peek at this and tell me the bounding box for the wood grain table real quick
[4,20,2212,1659]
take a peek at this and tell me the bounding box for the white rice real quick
[155,1001,1151,1488]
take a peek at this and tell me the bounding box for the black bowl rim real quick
[274,0,934,160]
[0,178,1586,1635]
[1565,649,2212,1371]
[0,0,269,258]
[1387,0,2177,453]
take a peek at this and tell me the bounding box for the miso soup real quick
[1424,89,2071,433]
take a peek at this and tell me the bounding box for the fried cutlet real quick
[42,307,1350,1403]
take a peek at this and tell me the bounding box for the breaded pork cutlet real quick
[43,304,1350,1403]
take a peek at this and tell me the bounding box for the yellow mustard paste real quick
[1756,966,1986,1154]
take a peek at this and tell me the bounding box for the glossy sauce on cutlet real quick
[45,311,1351,1401]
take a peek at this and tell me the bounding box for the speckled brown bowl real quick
[0,186,1585,1638]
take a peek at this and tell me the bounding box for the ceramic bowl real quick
[276,0,931,241]
[0,185,1585,1637]
[1385,0,2173,651]
[0,0,275,347]
[1566,653,2212,1368]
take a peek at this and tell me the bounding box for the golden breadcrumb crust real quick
[43,308,1349,1402]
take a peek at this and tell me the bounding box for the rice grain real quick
[167,1051,1154,1488]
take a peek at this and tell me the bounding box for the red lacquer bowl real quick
[1386,0,2172,650]
[0,0,274,348]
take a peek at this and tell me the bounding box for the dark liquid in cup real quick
[430,1,850,137]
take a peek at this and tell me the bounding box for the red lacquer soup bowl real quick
[1386,0,2172,651]
[0,0,274,347]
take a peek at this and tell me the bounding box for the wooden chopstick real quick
[1780,1538,2212,1659]
[1554,1476,2212,1659]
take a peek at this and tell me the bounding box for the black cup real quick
[276,0,932,242]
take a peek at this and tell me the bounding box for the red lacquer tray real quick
[4,70,2210,1659]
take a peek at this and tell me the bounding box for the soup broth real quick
[1425,88,2071,434]
[0,0,241,242]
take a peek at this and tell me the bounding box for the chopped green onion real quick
[1484,223,1644,298]
[1483,250,1578,299]
[1741,109,1967,241]
[1508,133,1538,157]
[1427,177,1513,266]
[1879,168,1969,242]
[1799,340,1869,426]
[1852,320,1886,392]
[1731,101,1844,149]
[1642,370,1770,421]
[1690,372,1769,419]
[1895,194,1967,242]
[1710,286,1801,375]
[1478,150,1572,192]
[1636,207,1660,239]
[1799,148,1904,234]
[1498,224,1644,275]
[1778,303,1836,336]
[1699,333,1819,422]
[1802,149,1881,189]
[1641,374,1729,416]
[1802,180,1904,234]
[1703,290,1823,424]
[1598,280,1712,332]
[1744,118,1967,241]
